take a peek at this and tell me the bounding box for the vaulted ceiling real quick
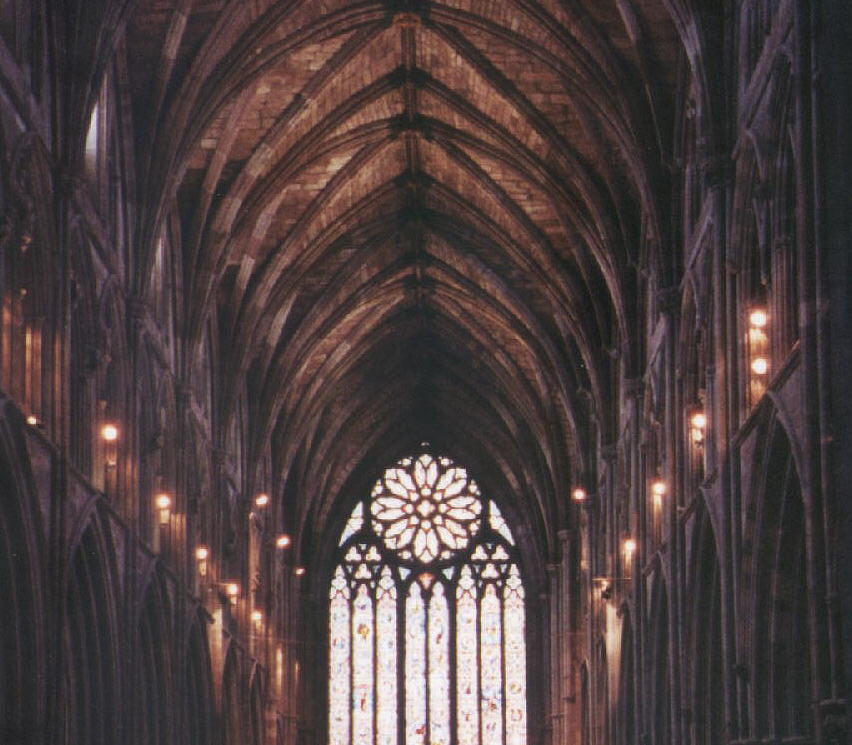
[122,0,686,565]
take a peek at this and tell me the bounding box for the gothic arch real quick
[617,609,636,745]
[0,402,46,744]
[741,411,813,740]
[134,565,174,745]
[594,636,609,745]
[687,506,725,744]
[249,664,266,745]
[222,643,247,745]
[62,508,121,745]
[181,610,214,745]
[579,661,591,745]
[648,574,671,745]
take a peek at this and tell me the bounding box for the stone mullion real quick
[659,283,683,745]
[793,3,841,737]
[45,176,80,745]
[558,529,573,745]
[545,562,561,745]
[596,446,616,745]
[627,379,644,745]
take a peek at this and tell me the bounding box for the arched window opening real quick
[328,451,527,745]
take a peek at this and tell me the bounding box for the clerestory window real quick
[328,451,527,745]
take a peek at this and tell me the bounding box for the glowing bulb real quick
[26,415,38,426]
[651,480,666,497]
[101,423,118,442]
[751,357,769,375]
[691,412,706,430]
[276,534,291,549]
[155,493,172,524]
[623,538,637,560]
[195,545,209,575]
[255,493,269,507]
[251,610,263,624]
[225,582,240,603]
[749,309,768,328]
[571,487,587,502]
[294,566,306,576]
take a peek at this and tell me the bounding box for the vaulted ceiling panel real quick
[126,0,685,565]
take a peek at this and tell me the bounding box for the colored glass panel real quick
[489,501,515,545]
[329,567,351,745]
[504,565,526,745]
[481,584,503,745]
[406,583,427,745]
[457,566,479,745]
[340,502,364,545]
[376,568,398,745]
[352,584,374,745]
[429,584,451,745]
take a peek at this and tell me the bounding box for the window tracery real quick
[329,452,527,745]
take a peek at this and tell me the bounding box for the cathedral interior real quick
[2,1,852,744]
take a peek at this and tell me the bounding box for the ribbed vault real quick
[124,0,684,570]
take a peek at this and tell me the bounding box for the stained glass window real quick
[328,451,527,745]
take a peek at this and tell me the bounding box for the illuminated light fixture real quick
[294,566,306,576]
[651,480,666,509]
[195,545,209,575]
[749,308,769,328]
[225,582,240,603]
[251,610,263,624]
[276,534,292,549]
[623,538,637,563]
[26,415,38,426]
[571,487,587,502]
[101,423,119,442]
[155,492,172,524]
[255,493,269,508]
[751,356,769,375]
[690,411,707,445]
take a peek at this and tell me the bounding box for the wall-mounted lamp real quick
[571,487,587,502]
[155,492,172,525]
[749,308,768,329]
[251,610,263,626]
[622,538,637,565]
[750,356,769,375]
[689,411,706,446]
[294,566,306,577]
[276,534,292,549]
[100,423,119,442]
[748,308,770,400]
[26,415,38,426]
[225,582,240,604]
[255,493,269,508]
[195,545,209,576]
[651,480,666,510]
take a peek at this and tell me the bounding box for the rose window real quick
[370,453,482,562]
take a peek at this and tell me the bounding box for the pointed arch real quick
[617,609,636,745]
[742,412,813,739]
[688,507,725,744]
[0,401,46,743]
[324,450,528,745]
[648,574,671,745]
[62,507,121,745]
